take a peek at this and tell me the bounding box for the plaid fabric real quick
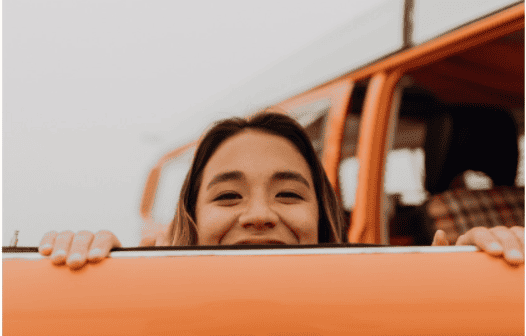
[426,186,525,245]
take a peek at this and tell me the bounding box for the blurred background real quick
[4,0,388,246]
[4,0,524,247]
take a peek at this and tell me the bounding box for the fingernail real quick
[68,253,82,262]
[489,242,503,252]
[89,248,102,258]
[67,253,85,269]
[51,249,67,265]
[39,243,52,253]
[507,249,523,260]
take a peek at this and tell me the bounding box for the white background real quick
[4,0,387,246]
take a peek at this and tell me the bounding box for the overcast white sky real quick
[4,0,388,246]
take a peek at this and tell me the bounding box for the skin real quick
[433,226,525,266]
[39,230,121,270]
[194,130,319,245]
[38,130,525,269]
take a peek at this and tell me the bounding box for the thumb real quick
[140,236,157,247]
[432,230,449,246]
[155,231,171,246]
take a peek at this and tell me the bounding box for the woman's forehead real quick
[202,130,312,181]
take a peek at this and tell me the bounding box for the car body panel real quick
[4,246,524,335]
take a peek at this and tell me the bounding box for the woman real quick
[39,112,525,269]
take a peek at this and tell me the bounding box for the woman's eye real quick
[276,192,303,200]
[214,192,242,201]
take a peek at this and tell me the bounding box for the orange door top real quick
[4,245,524,336]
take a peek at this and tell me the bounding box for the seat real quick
[426,186,524,244]
[421,104,524,245]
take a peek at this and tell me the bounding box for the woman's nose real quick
[239,199,278,230]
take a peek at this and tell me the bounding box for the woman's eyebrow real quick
[272,171,311,189]
[206,170,311,190]
[207,171,244,190]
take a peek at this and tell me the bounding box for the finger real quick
[139,236,157,247]
[39,231,58,256]
[87,230,121,263]
[490,226,524,265]
[432,230,449,246]
[50,231,75,265]
[456,227,504,256]
[66,231,95,270]
[510,226,525,250]
[155,231,171,246]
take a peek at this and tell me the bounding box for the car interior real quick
[304,29,525,245]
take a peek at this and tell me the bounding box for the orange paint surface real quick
[4,249,524,335]
[350,70,402,244]
[319,79,354,199]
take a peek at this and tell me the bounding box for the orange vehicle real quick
[4,245,523,335]
[139,1,525,246]
[4,1,524,335]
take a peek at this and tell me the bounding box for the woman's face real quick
[195,129,319,245]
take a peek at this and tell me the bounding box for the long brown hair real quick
[167,111,345,245]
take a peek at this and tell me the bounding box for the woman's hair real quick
[167,111,345,245]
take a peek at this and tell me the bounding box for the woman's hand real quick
[432,226,524,265]
[39,230,121,270]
